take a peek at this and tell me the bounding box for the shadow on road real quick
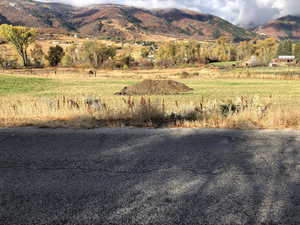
[0,128,299,225]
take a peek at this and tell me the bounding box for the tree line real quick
[1,24,300,69]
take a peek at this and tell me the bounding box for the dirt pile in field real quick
[115,79,193,95]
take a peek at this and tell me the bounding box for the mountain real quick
[0,0,254,41]
[0,0,75,32]
[256,15,300,40]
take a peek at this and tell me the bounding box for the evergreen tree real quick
[277,40,293,56]
[294,42,300,62]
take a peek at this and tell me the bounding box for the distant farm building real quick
[270,56,296,67]
[244,55,262,67]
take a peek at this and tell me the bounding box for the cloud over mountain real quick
[39,0,300,26]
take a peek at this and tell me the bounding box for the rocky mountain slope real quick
[256,15,300,40]
[0,0,254,41]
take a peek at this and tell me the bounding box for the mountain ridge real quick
[256,15,300,40]
[0,0,255,41]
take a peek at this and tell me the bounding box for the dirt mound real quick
[115,80,193,95]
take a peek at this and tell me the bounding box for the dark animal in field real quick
[88,70,97,77]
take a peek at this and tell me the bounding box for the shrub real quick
[180,71,191,79]
[133,98,165,124]
[0,57,18,69]
[219,100,241,116]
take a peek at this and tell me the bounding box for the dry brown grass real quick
[0,67,204,80]
[4,66,300,82]
[1,94,299,129]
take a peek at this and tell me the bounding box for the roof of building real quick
[278,56,295,60]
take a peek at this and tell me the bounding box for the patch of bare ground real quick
[114,79,193,95]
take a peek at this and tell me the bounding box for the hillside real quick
[256,15,300,40]
[0,0,254,41]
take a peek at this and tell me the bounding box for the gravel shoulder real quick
[0,128,299,225]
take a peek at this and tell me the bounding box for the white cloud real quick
[38,0,300,26]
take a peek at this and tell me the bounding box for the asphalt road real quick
[0,128,299,225]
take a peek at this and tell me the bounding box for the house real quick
[276,55,295,63]
[270,55,296,67]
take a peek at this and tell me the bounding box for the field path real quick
[0,128,299,225]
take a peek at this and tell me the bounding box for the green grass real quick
[0,75,58,96]
[181,79,300,105]
[59,78,294,98]
[224,66,300,73]
[2,73,300,107]
[216,66,300,80]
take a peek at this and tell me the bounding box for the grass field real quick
[1,73,300,104]
[1,67,300,129]
[0,76,57,96]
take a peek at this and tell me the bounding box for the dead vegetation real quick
[1,95,298,129]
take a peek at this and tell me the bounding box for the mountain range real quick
[0,0,254,41]
[0,0,299,41]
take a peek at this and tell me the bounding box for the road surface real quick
[0,128,299,225]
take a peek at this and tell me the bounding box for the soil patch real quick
[115,79,193,95]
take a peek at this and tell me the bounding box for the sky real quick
[39,0,300,27]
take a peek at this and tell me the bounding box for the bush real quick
[219,102,241,116]
[133,98,165,125]
[0,57,18,69]
[180,71,193,79]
